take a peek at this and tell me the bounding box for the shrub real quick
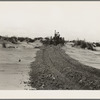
[18,37,25,42]
[87,43,94,50]
[8,36,18,44]
[42,32,65,46]
[73,40,95,51]
[80,41,87,49]
[95,42,100,47]
[2,42,6,48]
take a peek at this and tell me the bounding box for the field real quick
[0,40,100,90]
[0,40,42,90]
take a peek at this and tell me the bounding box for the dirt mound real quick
[30,45,100,90]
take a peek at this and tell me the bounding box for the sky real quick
[0,1,100,42]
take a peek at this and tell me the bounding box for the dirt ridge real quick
[30,45,100,90]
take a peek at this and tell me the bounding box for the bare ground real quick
[62,43,100,69]
[30,45,100,90]
[0,41,42,90]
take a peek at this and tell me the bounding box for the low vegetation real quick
[94,42,100,47]
[2,42,6,48]
[72,40,96,51]
[0,35,43,44]
[41,32,65,46]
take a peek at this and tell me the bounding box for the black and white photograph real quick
[0,1,100,91]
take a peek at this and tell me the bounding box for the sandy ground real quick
[0,40,42,90]
[1,40,100,90]
[30,45,100,90]
[62,43,100,69]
